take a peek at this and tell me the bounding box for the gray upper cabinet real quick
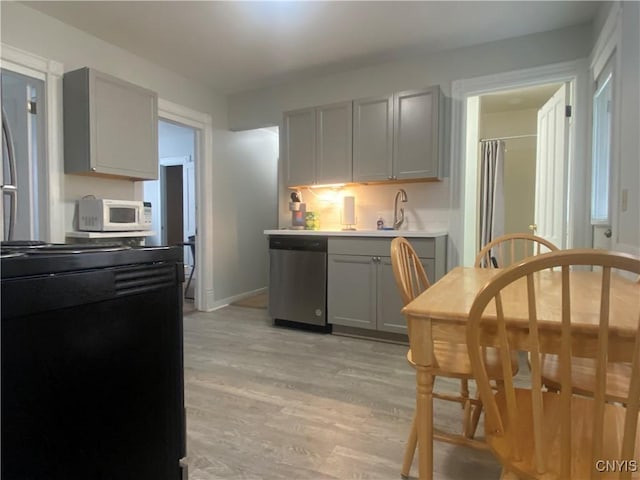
[353,95,393,182]
[394,87,444,180]
[283,107,316,187]
[353,86,446,182]
[63,67,158,180]
[284,86,446,186]
[316,102,353,185]
[283,101,352,187]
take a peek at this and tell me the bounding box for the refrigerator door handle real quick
[2,106,18,241]
[2,187,17,241]
[2,106,18,188]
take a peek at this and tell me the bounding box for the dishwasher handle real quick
[269,236,327,252]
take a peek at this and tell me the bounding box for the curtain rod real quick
[479,134,537,142]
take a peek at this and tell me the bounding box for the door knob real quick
[528,224,537,233]
[604,229,612,238]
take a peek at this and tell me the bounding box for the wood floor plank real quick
[183,305,502,479]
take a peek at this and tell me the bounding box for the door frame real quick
[1,44,65,243]
[589,4,625,254]
[449,59,590,269]
[149,99,214,311]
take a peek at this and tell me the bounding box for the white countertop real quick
[263,229,447,238]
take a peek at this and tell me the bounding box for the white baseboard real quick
[206,287,267,312]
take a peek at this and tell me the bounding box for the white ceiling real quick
[25,1,602,95]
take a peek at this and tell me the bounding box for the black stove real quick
[1,242,187,479]
[0,241,182,278]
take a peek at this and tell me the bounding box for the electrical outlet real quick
[621,189,628,212]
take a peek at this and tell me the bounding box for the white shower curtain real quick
[478,140,505,266]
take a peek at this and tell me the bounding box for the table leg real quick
[416,364,434,480]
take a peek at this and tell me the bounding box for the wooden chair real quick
[390,237,519,479]
[466,249,640,479]
[475,233,558,269]
[539,279,640,402]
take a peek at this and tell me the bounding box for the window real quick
[590,58,614,225]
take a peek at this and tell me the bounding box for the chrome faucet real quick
[393,189,408,229]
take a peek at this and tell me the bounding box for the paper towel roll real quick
[342,196,356,226]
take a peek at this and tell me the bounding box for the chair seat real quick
[407,342,519,379]
[486,388,640,479]
[541,354,631,403]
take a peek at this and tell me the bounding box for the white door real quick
[591,57,615,250]
[534,83,570,248]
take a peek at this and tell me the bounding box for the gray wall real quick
[227,24,594,130]
[211,128,279,301]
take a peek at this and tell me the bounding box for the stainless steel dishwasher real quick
[268,236,329,330]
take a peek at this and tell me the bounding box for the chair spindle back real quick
[467,249,640,479]
[475,233,558,269]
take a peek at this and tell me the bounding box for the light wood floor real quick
[183,305,503,479]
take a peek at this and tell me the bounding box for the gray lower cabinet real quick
[327,254,376,329]
[63,67,158,180]
[327,236,444,335]
[377,256,434,333]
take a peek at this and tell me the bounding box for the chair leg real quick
[500,467,522,479]
[184,265,195,300]
[460,379,473,437]
[401,411,418,479]
[460,379,470,407]
[468,396,483,439]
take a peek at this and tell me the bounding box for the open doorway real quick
[473,83,563,252]
[144,119,197,299]
[451,60,589,269]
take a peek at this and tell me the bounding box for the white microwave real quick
[78,198,152,232]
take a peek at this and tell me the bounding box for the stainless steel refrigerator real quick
[1,68,46,241]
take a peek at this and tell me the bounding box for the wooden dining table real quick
[401,266,640,480]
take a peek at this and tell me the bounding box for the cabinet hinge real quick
[565,105,572,118]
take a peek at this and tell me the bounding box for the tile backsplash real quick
[280,180,450,232]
